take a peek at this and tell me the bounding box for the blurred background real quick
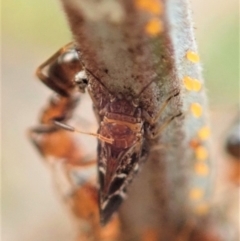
[2,0,238,241]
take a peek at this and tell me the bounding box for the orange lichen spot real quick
[189,188,204,200]
[194,162,209,176]
[198,126,211,140]
[145,18,163,36]
[183,76,202,91]
[136,0,163,15]
[194,203,210,215]
[190,103,203,118]
[186,51,200,63]
[196,146,208,161]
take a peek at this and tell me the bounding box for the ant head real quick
[58,48,79,66]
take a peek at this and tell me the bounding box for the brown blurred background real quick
[2,0,238,241]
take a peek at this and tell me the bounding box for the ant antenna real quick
[54,121,114,144]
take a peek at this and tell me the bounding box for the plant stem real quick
[59,0,235,240]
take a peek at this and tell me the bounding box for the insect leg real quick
[146,113,182,140]
[142,90,180,125]
[36,42,86,97]
[143,90,182,139]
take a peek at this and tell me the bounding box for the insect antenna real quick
[54,120,114,144]
[83,63,157,99]
[84,67,114,95]
[135,77,158,97]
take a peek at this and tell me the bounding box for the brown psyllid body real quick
[95,96,145,224]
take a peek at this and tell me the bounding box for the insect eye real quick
[74,71,88,93]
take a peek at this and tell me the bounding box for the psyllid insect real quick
[30,43,182,225]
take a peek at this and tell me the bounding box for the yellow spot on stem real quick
[191,103,203,118]
[183,76,202,91]
[145,18,163,36]
[194,162,209,176]
[196,146,208,161]
[192,79,202,91]
[186,51,200,63]
[194,203,210,215]
[198,126,211,140]
[183,76,193,90]
[189,188,204,200]
[136,0,163,15]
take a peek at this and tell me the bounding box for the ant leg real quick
[36,42,86,97]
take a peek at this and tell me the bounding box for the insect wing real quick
[98,142,143,225]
